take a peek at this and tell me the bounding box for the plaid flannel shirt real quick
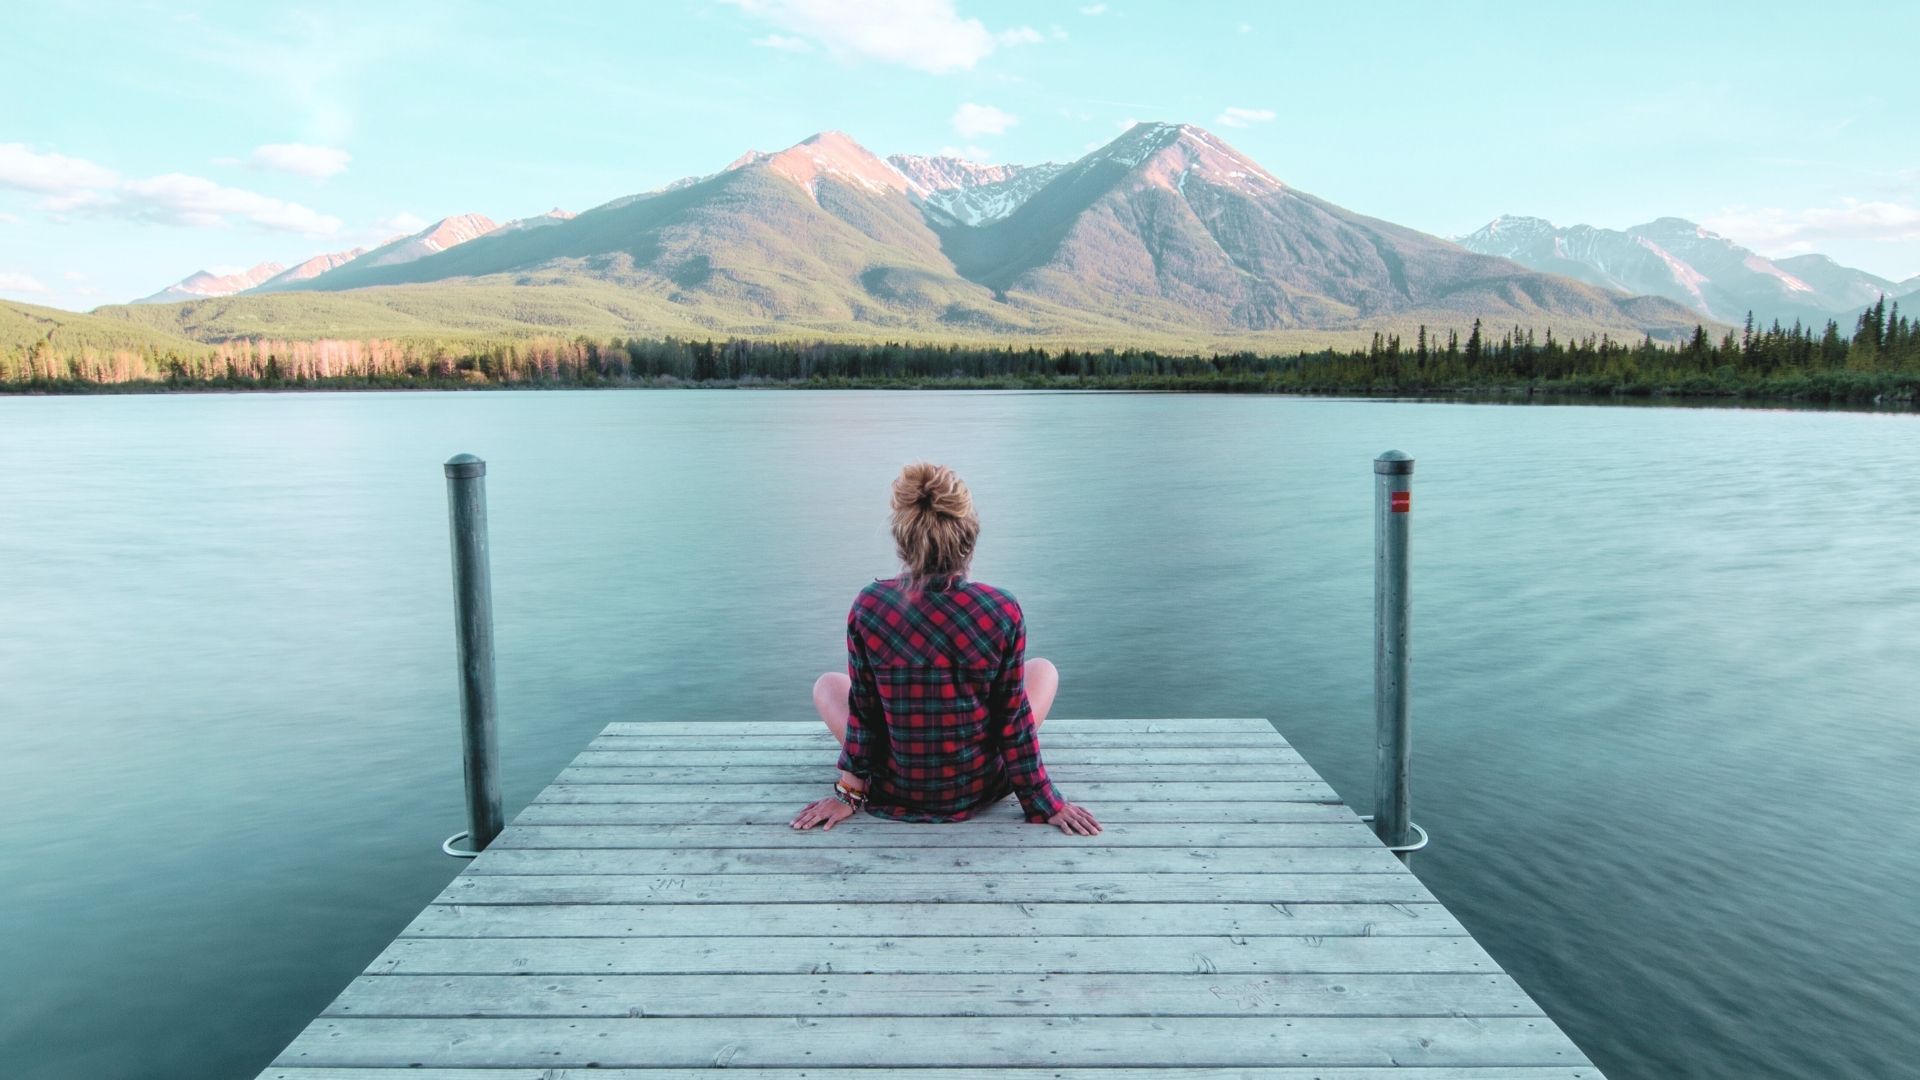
[837,575,1064,823]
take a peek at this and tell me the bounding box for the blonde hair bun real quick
[891,462,973,519]
[889,463,979,586]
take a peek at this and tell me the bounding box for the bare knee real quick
[1026,657,1059,727]
[813,671,849,706]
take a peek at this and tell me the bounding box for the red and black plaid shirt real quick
[838,575,1064,823]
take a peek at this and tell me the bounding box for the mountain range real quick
[1458,215,1912,329]
[101,124,1736,346]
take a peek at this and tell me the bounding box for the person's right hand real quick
[790,796,855,830]
[1048,803,1102,836]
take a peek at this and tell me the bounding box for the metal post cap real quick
[1373,450,1414,475]
[445,453,487,479]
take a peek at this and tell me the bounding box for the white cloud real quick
[248,143,351,180]
[375,212,429,236]
[62,271,87,282]
[1215,106,1276,128]
[952,102,1018,138]
[1237,22,1252,33]
[1079,4,1108,14]
[937,145,995,162]
[997,25,1044,45]
[751,33,813,51]
[722,0,1017,74]
[0,271,49,295]
[0,211,19,224]
[0,144,120,193]
[1117,116,1138,131]
[1703,198,1920,252]
[109,174,342,235]
[1,142,339,236]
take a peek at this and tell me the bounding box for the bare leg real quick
[1026,658,1059,729]
[813,672,852,747]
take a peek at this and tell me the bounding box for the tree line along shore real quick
[5,302,1917,406]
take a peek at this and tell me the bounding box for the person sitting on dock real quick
[792,462,1102,837]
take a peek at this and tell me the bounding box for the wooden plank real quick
[574,746,1307,765]
[461,846,1404,877]
[263,1060,1597,1068]
[600,718,1281,736]
[555,764,1326,784]
[514,800,1358,825]
[436,873,1442,906]
[370,934,1498,976]
[532,780,1344,804]
[491,822,1377,848]
[588,732,1293,750]
[326,971,1544,1018]
[273,1016,1588,1069]
[401,901,1468,939]
[258,715,1607,1079]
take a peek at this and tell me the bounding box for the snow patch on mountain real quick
[1741,254,1813,294]
[489,208,575,235]
[889,153,1068,225]
[1632,235,1710,310]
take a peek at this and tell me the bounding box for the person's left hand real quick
[790,796,855,830]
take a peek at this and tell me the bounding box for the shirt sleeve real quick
[836,601,887,781]
[992,602,1064,823]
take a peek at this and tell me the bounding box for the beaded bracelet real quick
[833,780,869,809]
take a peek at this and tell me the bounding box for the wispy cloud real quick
[952,103,1018,139]
[1703,198,1920,253]
[1079,4,1108,14]
[1,142,342,237]
[0,144,121,193]
[0,211,20,225]
[721,0,1042,74]
[0,271,50,296]
[1214,106,1275,128]
[751,33,812,51]
[938,145,995,162]
[115,174,342,234]
[374,212,429,237]
[247,143,352,180]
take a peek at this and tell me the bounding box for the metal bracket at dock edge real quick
[441,830,480,858]
[1358,816,1431,854]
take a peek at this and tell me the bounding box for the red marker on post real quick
[1390,490,1411,514]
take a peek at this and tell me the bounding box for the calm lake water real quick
[1,390,1915,1079]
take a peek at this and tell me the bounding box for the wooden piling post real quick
[444,453,503,855]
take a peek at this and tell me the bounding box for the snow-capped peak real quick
[1093,122,1285,197]
[733,131,914,203]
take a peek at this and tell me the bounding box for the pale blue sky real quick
[5,0,1917,310]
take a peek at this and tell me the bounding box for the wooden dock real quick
[260,717,1603,1078]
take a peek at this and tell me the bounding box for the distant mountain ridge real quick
[113,123,1715,342]
[1459,215,1900,327]
[133,262,283,305]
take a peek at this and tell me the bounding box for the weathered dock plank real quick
[258,719,1604,1077]
[323,971,1545,1018]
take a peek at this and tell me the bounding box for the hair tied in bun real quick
[890,463,980,591]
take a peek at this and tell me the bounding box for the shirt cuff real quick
[1019,779,1064,823]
